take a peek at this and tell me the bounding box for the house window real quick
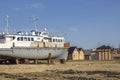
[74,55,75,57]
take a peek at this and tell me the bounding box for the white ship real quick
[0,17,70,63]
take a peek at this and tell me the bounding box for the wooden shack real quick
[96,45,112,60]
[68,47,85,60]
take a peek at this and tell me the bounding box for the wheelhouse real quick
[0,35,16,43]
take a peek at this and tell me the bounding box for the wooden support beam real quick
[24,59,29,64]
[47,53,53,64]
[35,59,38,64]
[60,59,65,64]
[15,58,19,64]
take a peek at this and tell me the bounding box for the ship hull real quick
[0,47,68,60]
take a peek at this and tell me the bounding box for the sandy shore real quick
[0,61,120,80]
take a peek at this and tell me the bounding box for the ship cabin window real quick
[52,38,64,43]
[53,39,55,42]
[35,32,41,36]
[56,39,58,42]
[17,37,20,41]
[58,39,61,42]
[2,36,16,43]
[0,37,5,43]
[17,37,34,41]
[21,37,23,41]
[60,39,63,42]
[54,39,57,42]
[13,36,15,40]
[31,38,34,41]
[28,37,30,41]
[24,37,27,41]
[61,39,64,42]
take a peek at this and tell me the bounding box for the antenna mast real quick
[33,16,38,31]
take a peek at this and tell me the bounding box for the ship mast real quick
[33,16,38,31]
[6,15,9,34]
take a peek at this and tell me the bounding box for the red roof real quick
[113,50,120,54]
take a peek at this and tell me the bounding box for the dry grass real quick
[0,60,120,80]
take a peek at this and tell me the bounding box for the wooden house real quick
[68,47,85,60]
[84,49,93,60]
[96,45,113,60]
[78,48,85,60]
[84,49,98,60]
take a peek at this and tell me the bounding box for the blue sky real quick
[0,0,120,49]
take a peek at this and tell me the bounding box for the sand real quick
[0,60,120,80]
